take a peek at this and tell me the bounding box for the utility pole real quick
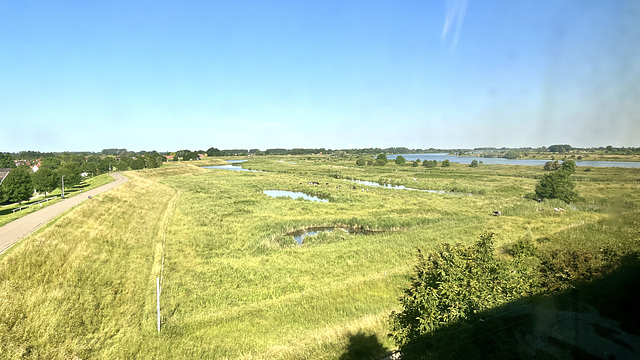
[61,175,65,199]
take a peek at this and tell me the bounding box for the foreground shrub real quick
[389,232,539,347]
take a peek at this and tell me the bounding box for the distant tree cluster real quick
[548,144,572,153]
[0,150,166,204]
[206,147,227,157]
[503,150,520,159]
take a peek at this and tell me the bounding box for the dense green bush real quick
[534,169,579,203]
[543,160,560,171]
[561,160,576,173]
[441,159,450,167]
[355,159,366,166]
[389,232,539,347]
[395,156,406,165]
[423,160,437,168]
[469,160,478,167]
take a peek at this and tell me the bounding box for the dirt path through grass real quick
[0,172,129,255]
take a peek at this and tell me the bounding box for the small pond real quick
[289,227,372,244]
[263,190,329,203]
[203,160,261,172]
[347,179,470,195]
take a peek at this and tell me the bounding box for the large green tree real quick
[41,157,63,170]
[57,163,82,188]
[31,166,58,194]
[1,166,34,203]
[0,152,15,168]
[394,156,406,165]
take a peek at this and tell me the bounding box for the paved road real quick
[0,172,129,255]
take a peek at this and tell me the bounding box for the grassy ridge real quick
[0,173,175,359]
[0,157,637,358]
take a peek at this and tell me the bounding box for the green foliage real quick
[503,150,520,159]
[543,160,560,171]
[412,160,420,167]
[534,170,579,203]
[179,151,199,161]
[366,160,373,166]
[469,160,478,167]
[31,165,58,194]
[130,158,145,170]
[0,152,15,168]
[376,154,387,161]
[509,233,538,258]
[97,157,115,174]
[441,159,450,167]
[355,159,366,166]
[41,157,62,170]
[561,160,576,173]
[548,144,572,153]
[81,161,97,175]
[423,159,437,168]
[537,247,631,293]
[394,156,406,165]
[374,159,387,166]
[206,147,227,157]
[389,232,539,347]
[0,166,34,202]
[57,163,82,188]
[101,148,127,156]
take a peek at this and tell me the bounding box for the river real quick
[386,154,640,168]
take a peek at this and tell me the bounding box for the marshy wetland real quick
[1,155,639,359]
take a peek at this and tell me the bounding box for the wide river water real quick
[386,154,640,168]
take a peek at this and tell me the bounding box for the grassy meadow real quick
[0,156,638,359]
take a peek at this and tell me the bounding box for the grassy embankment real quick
[0,157,638,358]
[0,174,115,227]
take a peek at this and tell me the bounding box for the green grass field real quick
[0,158,638,359]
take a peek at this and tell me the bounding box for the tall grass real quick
[0,158,637,359]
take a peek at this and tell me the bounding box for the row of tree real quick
[0,164,82,203]
[0,151,167,203]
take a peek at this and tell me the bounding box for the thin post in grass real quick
[157,277,161,332]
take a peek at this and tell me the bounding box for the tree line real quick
[0,152,166,204]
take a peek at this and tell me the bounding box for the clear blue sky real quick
[1,0,638,152]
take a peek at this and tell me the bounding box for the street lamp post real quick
[61,175,65,199]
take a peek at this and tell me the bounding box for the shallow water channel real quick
[289,227,369,244]
[263,190,329,203]
[203,159,261,172]
[347,179,470,195]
